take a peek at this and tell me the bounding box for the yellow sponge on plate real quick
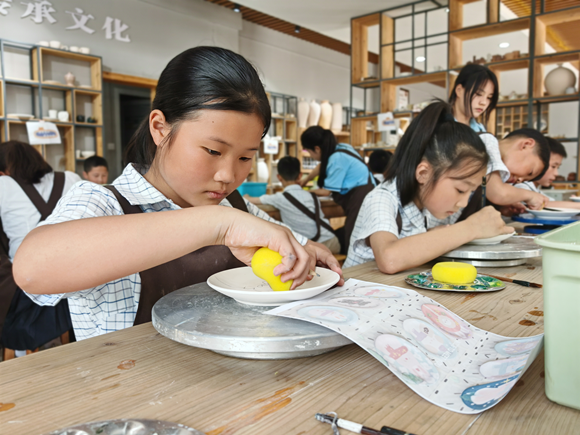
[432,262,477,284]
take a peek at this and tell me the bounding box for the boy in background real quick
[514,137,580,210]
[82,156,109,185]
[244,156,341,254]
[368,149,392,183]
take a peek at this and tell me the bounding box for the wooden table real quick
[257,199,345,222]
[1,259,579,435]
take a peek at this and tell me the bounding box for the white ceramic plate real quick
[571,196,580,203]
[468,231,515,245]
[7,113,34,120]
[526,208,580,219]
[207,266,340,306]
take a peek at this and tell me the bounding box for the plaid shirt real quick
[344,179,435,268]
[26,164,305,340]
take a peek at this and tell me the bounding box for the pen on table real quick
[315,412,417,435]
[481,175,487,208]
[485,274,542,288]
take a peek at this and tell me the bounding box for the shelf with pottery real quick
[0,38,103,173]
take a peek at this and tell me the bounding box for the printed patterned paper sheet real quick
[265,279,543,414]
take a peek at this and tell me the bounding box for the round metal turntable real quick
[152,282,352,360]
[441,237,541,263]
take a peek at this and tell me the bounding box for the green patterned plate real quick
[405,271,505,292]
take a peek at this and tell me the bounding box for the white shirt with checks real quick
[344,179,433,268]
[26,164,306,340]
[259,184,334,242]
[480,133,510,182]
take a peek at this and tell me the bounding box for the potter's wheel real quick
[441,237,541,263]
[152,282,352,360]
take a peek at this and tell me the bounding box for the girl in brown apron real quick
[299,126,376,254]
[13,47,343,339]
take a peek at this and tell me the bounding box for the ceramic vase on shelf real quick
[318,100,332,129]
[257,158,269,183]
[297,98,310,129]
[544,64,576,96]
[307,100,321,127]
[331,102,343,134]
[64,71,75,86]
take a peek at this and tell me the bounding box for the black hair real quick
[83,155,108,173]
[368,149,393,174]
[505,128,550,181]
[545,136,567,158]
[385,100,489,206]
[300,126,337,188]
[124,46,271,166]
[449,64,499,126]
[277,156,301,181]
[0,140,53,184]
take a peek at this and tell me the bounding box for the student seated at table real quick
[13,47,342,341]
[82,155,109,185]
[244,156,341,254]
[0,140,81,357]
[514,137,580,210]
[299,126,376,253]
[368,149,392,183]
[344,101,513,273]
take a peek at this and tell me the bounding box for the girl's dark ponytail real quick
[385,100,488,206]
[124,46,271,167]
[300,126,337,188]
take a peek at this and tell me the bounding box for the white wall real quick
[0,0,240,78]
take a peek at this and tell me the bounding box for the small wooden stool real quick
[1,331,69,362]
[333,254,347,266]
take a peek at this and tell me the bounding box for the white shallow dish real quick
[7,113,34,120]
[526,208,580,219]
[468,231,515,245]
[207,266,340,306]
[569,196,580,203]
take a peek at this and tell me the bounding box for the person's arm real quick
[14,205,314,294]
[243,194,262,205]
[299,164,320,187]
[547,200,580,210]
[369,206,514,274]
[485,172,546,209]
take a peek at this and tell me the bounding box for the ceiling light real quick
[499,42,510,48]
[233,3,241,12]
[416,56,426,63]
[295,25,301,33]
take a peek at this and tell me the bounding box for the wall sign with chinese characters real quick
[0,1,131,43]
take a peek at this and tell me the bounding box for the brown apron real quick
[1,172,73,350]
[329,149,376,254]
[283,191,335,242]
[104,186,248,325]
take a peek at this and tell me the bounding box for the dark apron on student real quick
[104,186,248,325]
[329,149,376,254]
[283,191,335,242]
[0,172,74,350]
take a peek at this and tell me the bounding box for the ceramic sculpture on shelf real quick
[257,158,269,183]
[318,100,332,129]
[297,98,310,129]
[331,102,343,134]
[544,64,576,96]
[64,71,75,86]
[307,100,321,127]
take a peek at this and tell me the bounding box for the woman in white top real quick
[0,140,81,353]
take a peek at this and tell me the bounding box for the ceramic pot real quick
[307,100,321,127]
[257,158,269,183]
[297,98,310,129]
[331,102,343,134]
[544,64,576,96]
[64,71,75,86]
[318,100,332,129]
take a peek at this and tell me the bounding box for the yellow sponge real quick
[432,262,477,284]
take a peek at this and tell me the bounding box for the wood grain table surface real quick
[1,257,579,435]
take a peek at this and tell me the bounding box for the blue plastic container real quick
[237,182,267,197]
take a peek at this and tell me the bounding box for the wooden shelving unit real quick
[350,0,580,180]
[0,39,103,175]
